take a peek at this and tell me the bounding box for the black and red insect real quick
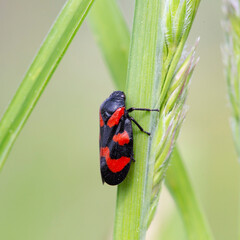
[99,91,159,185]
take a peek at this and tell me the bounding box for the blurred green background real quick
[0,1,239,240]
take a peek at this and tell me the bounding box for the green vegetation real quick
[0,0,94,169]
[0,0,239,239]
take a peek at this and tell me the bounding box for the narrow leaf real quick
[88,0,130,91]
[165,149,214,240]
[0,0,94,169]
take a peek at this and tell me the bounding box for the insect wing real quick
[100,113,133,185]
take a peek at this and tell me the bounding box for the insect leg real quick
[129,116,151,136]
[127,107,159,113]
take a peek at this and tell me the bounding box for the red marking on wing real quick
[100,111,104,127]
[113,130,130,146]
[100,147,130,173]
[107,107,125,128]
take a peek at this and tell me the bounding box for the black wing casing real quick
[99,91,158,185]
[99,110,133,185]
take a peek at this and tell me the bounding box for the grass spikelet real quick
[223,0,240,160]
[147,42,198,225]
[114,1,201,239]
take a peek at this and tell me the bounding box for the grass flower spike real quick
[148,44,199,225]
[90,1,212,238]
[223,0,240,160]
[114,0,200,239]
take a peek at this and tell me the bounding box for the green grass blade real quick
[114,1,163,238]
[165,149,213,240]
[88,0,129,91]
[0,0,94,169]
[89,0,213,239]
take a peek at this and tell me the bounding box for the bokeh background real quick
[0,1,239,239]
